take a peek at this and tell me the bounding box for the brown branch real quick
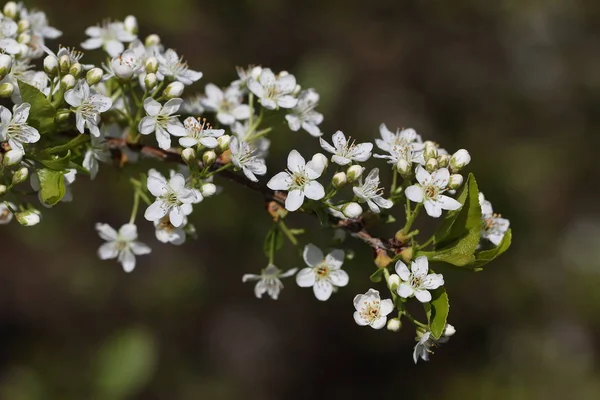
[106,137,398,264]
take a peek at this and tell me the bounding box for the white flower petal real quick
[313,279,333,301]
[296,268,316,287]
[303,243,324,267]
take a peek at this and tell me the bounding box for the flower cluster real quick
[0,2,512,365]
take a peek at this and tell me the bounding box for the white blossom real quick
[0,17,20,54]
[247,68,298,110]
[319,130,373,166]
[0,103,39,154]
[106,49,142,80]
[81,21,136,57]
[83,135,110,179]
[396,256,444,303]
[285,89,323,136]
[179,117,224,148]
[233,65,262,89]
[200,83,250,125]
[479,192,510,245]
[296,244,349,301]
[138,98,186,150]
[229,136,266,182]
[96,223,151,272]
[231,121,270,158]
[242,264,297,300]
[413,324,455,364]
[156,49,202,85]
[352,168,393,213]
[154,215,186,245]
[353,289,394,329]
[144,169,198,227]
[0,201,15,224]
[374,124,425,168]
[64,80,112,137]
[21,8,62,40]
[405,166,461,218]
[267,150,325,211]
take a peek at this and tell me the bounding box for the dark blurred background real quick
[1,0,600,398]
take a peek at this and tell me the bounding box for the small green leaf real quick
[314,206,330,226]
[424,287,449,340]
[369,268,384,283]
[17,80,57,134]
[38,150,72,170]
[94,327,157,400]
[472,229,512,269]
[263,225,283,258]
[37,168,65,206]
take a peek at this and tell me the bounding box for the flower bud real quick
[396,158,411,177]
[448,174,463,190]
[3,149,22,166]
[311,153,328,170]
[0,82,13,98]
[60,74,76,90]
[164,81,184,98]
[332,172,347,188]
[12,167,28,185]
[444,324,456,337]
[387,273,400,291]
[17,19,30,33]
[17,32,30,44]
[425,157,438,173]
[85,68,103,86]
[292,84,302,96]
[144,56,158,74]
[0,184,6,196]
[424,141,437,160]
[437,153,450,168]
[69,62,83,77]
[145,34,161,47]
[59,54,71,74]
[217,135,231,152]
[399,247,413,264]
[182,148,196,164]
[450,149,471,171]
[0,54,13,80]
[144,73,157,90]
[346,165,364,182]
[201,183,217,197]
[15,210,40,227]
[202,150,216,166]
[342,202,362,219]
[124,15,138,34]
[43,55,59,76]
[110,56,135,80]
[18,43,28,57]
[387,318,402,332]
[3,2,18,19]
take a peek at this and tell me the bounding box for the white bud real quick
[15,210,41,226]
[69,62,83,77]
[387,273,400,291]
[144,57,158,74]
[182,148,196,163]
[292,84,302,96]
[396,158,411,177]
[144,73,157,90]
[12,167,28,185]
[425,157,438,173]
[0,82,13,98]
[332,172,347,188]
[0,54,13,79]
[60,74,76,90]
[110,56,135,80]
[86,68,103,86]
[3,149,23,166]
[450,149,471,171]
[18,43,28,57]
[3,2,18,19]
[202,150,216,166]
[145,34,161,47]
[124,15,138,34]
[448,174,463,190]
[0,184,6,196]
[201,183,217,197]
[17,19,30,33]
[438,154,450,168]
[311,153,328,170]
[346,165,364,182]
[217,135,231,152]
[444,324,456,337]
[387,318,402,332]
[250,66,262,79]
[342,202,362,219]
[17,32,30,44]
[59,54,71,74]
[164,81,184,98]
[43,55,59,75]
[424,141,438,160]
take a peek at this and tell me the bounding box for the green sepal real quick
[369,268,384,283]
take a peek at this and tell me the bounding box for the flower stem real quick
[129,190,140,224]
[205,163,232,178]
[390,168,398,194]
[278,219,298,246]
[403,203,421,233]
[402,311,428,329]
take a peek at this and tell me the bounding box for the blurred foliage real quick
[1,0,600,399]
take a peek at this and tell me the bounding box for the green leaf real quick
[419,174,482,267]
[17,80,57,134]
[37,168,65,206]
[471,229,512,269]
[263,225,283,258]
[94,327,157,400]
[424,287,449,340]
[38,150,72,170]
[314,206,330,226]
[369,268,384,283]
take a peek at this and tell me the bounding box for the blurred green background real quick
[1,0,600,398]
